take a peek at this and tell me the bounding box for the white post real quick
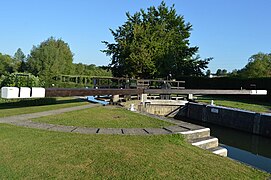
[140,94,148,103]
[188,94,193,100]
[211,100,214,106]
[112,95,120,103]
[129,104,135,111]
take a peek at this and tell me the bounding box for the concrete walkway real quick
[0,104,206,135]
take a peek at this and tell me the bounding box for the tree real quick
[228,69,239,77]
[0,53,17,75]
[215,69,227,76]
[102,1,210,79]
[27,37,74,86]
[14,48,27,72]
[238,52,271,78]
[215,69,222,76]
[14,48,25,62]
[221,69,227,75]
[206,69,211,77]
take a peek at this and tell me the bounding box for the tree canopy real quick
[236,52,271,78]
[102,1,210,79]
[14,48,27,72]
[0,38,112,88]
[215,69,227,76]
[27,37,74,85]
[14,48,26,62]
[0,53,17,76]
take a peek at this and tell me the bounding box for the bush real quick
[0,98,57,107]
[1,73,43,87]
[0,75,5,87]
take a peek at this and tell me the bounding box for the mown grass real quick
[32,106,173,128]
[0,97,89,117]
[197,96,271,113]
[0,124,269,179]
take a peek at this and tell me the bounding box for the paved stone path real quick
[0,104,206,135]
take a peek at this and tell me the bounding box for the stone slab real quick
[144,128,171,135]
[98,128,123,135]
[174,121,206,130]
[169,117,210,130]
[122,128,148,135]
[72,127,98,134]
[49,125,77,132]
[164,126,189,133]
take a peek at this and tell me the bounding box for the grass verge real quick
[0,97,89,117]
[0,124,269,179]
[197,96,271,113]
[32,106,173,128]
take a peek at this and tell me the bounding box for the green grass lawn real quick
[32,106,173,128]
[197,96,271,113]
[0,97,89,118]
[0,124,268,179]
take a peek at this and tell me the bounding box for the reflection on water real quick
[221,145,271,173]
[185,120,271,173]
[208,123,271,159]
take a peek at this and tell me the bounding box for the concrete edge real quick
[212,148,228,155]
[179,128,210,135]
[192,137,218,146]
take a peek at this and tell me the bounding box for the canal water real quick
[188,121,271,173]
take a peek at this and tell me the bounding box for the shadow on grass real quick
[0,98,87,109]
[198,95,271,107]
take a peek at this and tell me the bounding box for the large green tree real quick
[102,1,210,79]
[14,48,27,72]
[0,53,17,76]
[14,48,25,62]
[238,52,271,78]
[27,37,74,86]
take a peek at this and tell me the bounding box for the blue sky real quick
[0,0,270,73]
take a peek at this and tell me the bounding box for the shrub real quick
[0,75,5,87]
[1,73,43,87]
[0,97,57,107]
